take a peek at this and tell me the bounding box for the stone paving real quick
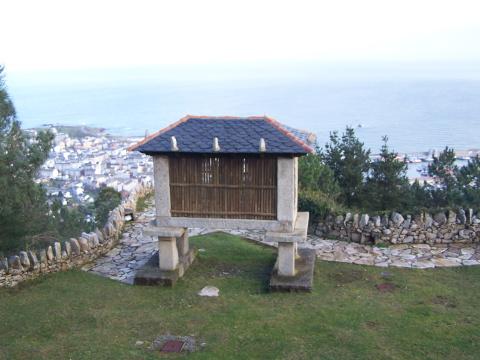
[305,237,480,268]
[83,206,480,283]
[81,207,231,284]
[82,207,158,284]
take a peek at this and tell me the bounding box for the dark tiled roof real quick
[282,124,318,149]
[130,115,314,155]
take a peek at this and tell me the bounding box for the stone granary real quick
[129,115,316,290]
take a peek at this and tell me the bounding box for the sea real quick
[6,61,480,161]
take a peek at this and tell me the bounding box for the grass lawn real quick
[1,233,480,359]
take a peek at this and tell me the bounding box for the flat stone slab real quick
[270,248,316,292]
[265,212,310,243]
[265,232,304,243]
[134,248,196,287]
[143,222,186,238]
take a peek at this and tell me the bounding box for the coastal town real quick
[30,126,153,207]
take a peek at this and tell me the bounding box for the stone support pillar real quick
[158,237,179,271]
[278,242,296,277]
[153,156,171,219]
[294,157,298,222]
[277,157,297,232]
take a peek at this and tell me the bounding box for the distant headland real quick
[31,124,107,139]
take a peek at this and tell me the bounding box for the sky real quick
[2,0,480,72]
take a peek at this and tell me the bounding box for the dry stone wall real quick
[0,181,152,288]
[313,209,480,246]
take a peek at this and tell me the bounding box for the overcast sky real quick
[2,0,480,71]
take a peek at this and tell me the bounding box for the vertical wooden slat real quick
[169,155,277,220]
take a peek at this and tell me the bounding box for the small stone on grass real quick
[198,286,219,297]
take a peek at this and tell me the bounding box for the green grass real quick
[1,233,480,359]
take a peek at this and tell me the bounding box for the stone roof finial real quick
[213,137,221,152]
[170,136,179,151]
[259,138,266,152]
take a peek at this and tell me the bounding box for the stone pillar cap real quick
[265,212,309,243]
[143,220,186,237]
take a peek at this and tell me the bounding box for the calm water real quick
[6,62,480,154]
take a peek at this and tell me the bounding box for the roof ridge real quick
[263,116,314,153]
[187,115,266,120]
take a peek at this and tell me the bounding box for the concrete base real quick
[134,248,196,287]
[270,248,316,292]
[158,237,179,271]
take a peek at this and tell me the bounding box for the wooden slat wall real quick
[169,155,277,220]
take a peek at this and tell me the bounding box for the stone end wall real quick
[313,209,480,245]
[0,181,152,288]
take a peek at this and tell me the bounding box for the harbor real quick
[370,149,480,182]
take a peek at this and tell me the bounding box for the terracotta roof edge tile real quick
[263,116,314,153]
[128,115,192,151]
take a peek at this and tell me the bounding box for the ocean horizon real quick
[6,61,480,154]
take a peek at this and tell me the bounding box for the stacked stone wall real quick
[0,180,152,287]
[313,209,480,246]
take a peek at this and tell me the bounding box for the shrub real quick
[94,187,122,227]
[298,189,345,222]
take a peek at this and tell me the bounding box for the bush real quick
[298,149,344,223]
[94,187,122,227]
[298,189,345,222]
[298,152,340,196]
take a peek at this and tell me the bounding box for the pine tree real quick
[0,66,54,252]
[456,155,480,207]
[363,136,409,211]
[428,147,457,187]
[408,179,432,210]
[427,146,461,206]
[324,127,370,207]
